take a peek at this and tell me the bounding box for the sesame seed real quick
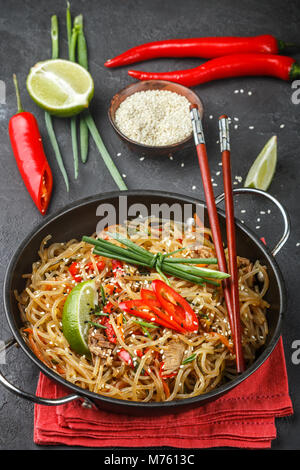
[192,185,196,190]
[234,90,239,94]
[117,152,121,156]
[139,156,145,161]
[280,124,285,129]
[248,91,252,96]
[181,163,185,167]
[209,115,213,119]
[241,209,246,213]
[256,226,261,230]
[240,89,244,93]
[249,126,254,130]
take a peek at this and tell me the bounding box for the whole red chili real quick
[128,54,300,87]
[105,35,298,68]
[9,74,53,215]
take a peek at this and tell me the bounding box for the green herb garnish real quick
[82,233,229,286]
[182,353,197,365]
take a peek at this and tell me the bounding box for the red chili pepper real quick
[136,349,144,358]
[105,35,297,67]
[68,262,82,283]
[119,299,185,333]
[152,280,198,333]
[103,301,115,314]
[128,54,300,87]
[9,75,53,215]
[118,348,133,367]
[112,259,123,274]
[140,288,160,305]
[103,317,117,344]
[85,260,106,273]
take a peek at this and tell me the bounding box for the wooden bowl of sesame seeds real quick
[108,80,204,156]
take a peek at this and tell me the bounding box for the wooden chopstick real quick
[190,105,239,369]
[219,115,245,372]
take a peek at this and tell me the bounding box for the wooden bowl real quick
[108,80,204,156]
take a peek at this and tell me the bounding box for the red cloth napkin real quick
[34,337,293,448]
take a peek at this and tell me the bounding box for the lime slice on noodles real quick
[244,136,277,191]
[26,59,94,117]
[62,280,97,355]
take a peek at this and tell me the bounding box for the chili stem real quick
[12,74,24,113]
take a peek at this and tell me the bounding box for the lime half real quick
[62,280,97,355]
[244,136,277,191]
[26,59,94,117]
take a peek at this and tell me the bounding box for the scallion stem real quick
[74,14,89,163]
[85,113,128,191]
[82,234,229,286]
[45,14,69,191]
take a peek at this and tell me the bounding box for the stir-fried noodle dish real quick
[16,217,270,402]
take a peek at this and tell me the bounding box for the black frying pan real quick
[1,189,290,415]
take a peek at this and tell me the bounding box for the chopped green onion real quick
[100,285,106,306]
[88,321,107,329]
[132,319,159,329]
[182,353,197,365]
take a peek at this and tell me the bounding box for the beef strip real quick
[88,326,114,358]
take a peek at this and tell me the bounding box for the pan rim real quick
[3,189,285,410]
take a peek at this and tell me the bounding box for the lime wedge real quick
[26,59,94,117]
[244,136,277,191]
[62,280,97,355]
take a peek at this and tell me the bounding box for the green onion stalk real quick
[44,15,69,191]
[74,14,89,163]
[67,2,79,179]
[73,12,127,190]
[82,233,229,286]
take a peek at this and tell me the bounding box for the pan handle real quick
[215,187,290,256]
[0,338,82,406]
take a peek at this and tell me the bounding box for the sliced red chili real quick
[85,260,106,273]
[119,299,185,333]
[103,317,117,344]
[140,288,161,305]
[118,348,133,367]
[112,260,123,275]
[152,280,199,333]
[103,301,114,314]
[68,262,82,283]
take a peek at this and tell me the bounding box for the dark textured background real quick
[0,0,299,450]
